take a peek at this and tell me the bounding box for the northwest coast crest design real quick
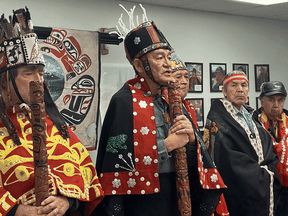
[40,29,95,128]
[0,33,45,73]
[0,111,103,214]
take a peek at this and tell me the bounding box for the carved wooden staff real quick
[168,80,192,216]
[30,80,49,206]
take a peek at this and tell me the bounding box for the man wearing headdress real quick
[252,81,288,216]
[203,71,281,215]
[0,7,103,216]
[169,51,229,216]
[95,4,228,216]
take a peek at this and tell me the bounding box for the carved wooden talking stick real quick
[30,80,49,206]
[168,80,192,216]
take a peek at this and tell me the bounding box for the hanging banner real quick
[40,28,100,149]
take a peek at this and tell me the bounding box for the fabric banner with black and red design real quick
[40,28,100,149]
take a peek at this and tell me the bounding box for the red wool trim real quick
[196,142,226,190]
[0,111,104,212]
[183,101,226,190]
[259,111,288,186]
[214,194,230,216]
[101,77,160,195]
[183,100,198,130]
[0,191,17,215]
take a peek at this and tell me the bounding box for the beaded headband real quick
[0,7,45,74]
[223,71,249,87]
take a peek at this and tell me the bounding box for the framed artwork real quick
[254,64,270,92]
[39,28,101,150]
[233,63,249,78]
[210,63,226,92]
[186,98,204,128]
[185,62,203,93]
[256,97,261,109]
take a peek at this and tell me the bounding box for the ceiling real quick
[117,0,288,21]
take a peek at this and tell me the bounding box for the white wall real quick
[2,0,288,164]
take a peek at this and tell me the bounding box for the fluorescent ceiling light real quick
[233,0,288,5]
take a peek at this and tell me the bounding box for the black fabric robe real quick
[94,81,227,216]
[205,99,281,216]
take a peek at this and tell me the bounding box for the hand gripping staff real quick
[168,80,192,216]
[30,80,49,206]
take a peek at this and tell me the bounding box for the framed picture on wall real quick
[256,97,261,109]
[186,98,204,128]
[254,64,270,92]
[233,63,249,78]
[210,63,226,92]
[185,62,203,92]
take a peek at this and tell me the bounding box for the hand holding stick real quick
[30,80,49,206]
[168,80,192,216]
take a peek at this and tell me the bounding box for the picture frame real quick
[186,98,204,128]
[254,64,270,92]
[233,63,249,78]
[256,97,261,110]
[185,62,203,93]
[210,63,226,92]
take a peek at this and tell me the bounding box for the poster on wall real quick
[186,98,204,128]
[210,63,226,92]
[233,63,249,79]
[40,28,100,150]
[185,62,203,93]
[254,64,270,92]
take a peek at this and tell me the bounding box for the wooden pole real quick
[168,80,192,216]
[30,80,49,206]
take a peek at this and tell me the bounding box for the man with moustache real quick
[203,71,281,215]
[169,52,229,216]
[95,18,201,215]
[252,81,288,216]
[0,7,103,216]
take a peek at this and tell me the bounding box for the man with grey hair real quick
[253,81,288,216]
[203,71,281,215]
